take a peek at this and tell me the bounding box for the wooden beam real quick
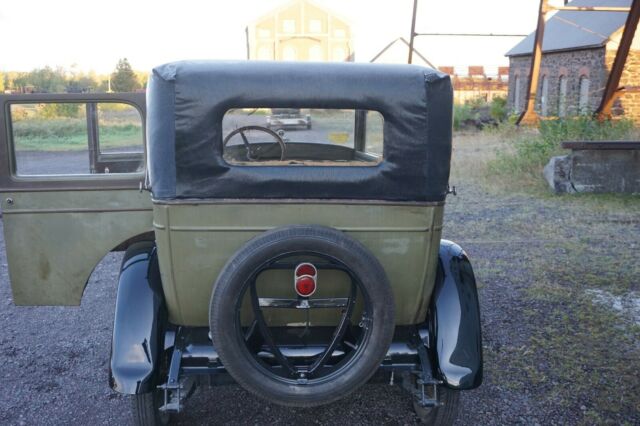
[596,0,640,120]
[517,0,548,126]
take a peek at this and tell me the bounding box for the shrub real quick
[39,103,81,119]
[490,96,507,122]
[453,104,474,130]
[488,117,637,182]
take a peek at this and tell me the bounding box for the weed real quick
[485,117,638,191]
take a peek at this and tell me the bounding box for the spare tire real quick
[209,225,395,407]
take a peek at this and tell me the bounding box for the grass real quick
[12,118,142,151]
[484,117,639,191]
[10,103,143,152]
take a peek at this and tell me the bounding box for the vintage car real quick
[266,108,312,130]
[0,61,482,425]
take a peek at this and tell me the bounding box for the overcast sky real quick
[0,0,544,74]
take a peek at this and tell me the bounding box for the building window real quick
[540,75,549,116]
[334,28,346,38]
[332,47,346,61]
[282,46,297,61]
[514,76,521,114]
[258,29,271,38]
[308,45,322,61]
[282,19,295,34]
[558,76,567,117]
[579,76,590,115]
[309,19,322,33]
[257,46,271,60]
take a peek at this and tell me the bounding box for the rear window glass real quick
[222,108,383,166]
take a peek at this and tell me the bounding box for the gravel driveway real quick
[1,134,639,425]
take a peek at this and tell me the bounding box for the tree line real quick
[0,58,148,94]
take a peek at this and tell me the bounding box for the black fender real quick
[109,241,167,394]
[427,239,483,389]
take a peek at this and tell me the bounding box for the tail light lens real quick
[294,263,317,297]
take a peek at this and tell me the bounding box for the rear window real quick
[222,108,383,166]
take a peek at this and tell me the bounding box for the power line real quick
[414,32,527,37]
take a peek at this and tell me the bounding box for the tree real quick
[110,58,139,92]
[27,66,67,93]
[0,73,4,92]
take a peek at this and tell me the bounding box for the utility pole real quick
[408,0,418,64]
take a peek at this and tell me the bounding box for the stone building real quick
[505,0,640,122]
[246,0,353,62]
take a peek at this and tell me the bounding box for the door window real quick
[10,102,144,176]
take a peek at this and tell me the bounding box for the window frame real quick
[221,107,384,167]
[578,75,591,115]
[0,93,146,192]
[558,75,567,117]
[540,75,549,116]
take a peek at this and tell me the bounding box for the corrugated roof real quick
[505,0,631,56]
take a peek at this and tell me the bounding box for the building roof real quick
[370,37,436,68]
[505,0,631,57]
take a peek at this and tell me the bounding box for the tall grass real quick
[487,118,637,184]
[13,118,142,151]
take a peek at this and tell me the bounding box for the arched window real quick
[514,76,521,114]
[540,75,549,116]
[282,46,296,61]
[579,76,590,115]
[257,47,271,60]
[558,76,567,117]
[308,45,322,61]
[332,47,346,61]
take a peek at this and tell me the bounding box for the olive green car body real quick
[3,185,443,327]
[0,95,443,328]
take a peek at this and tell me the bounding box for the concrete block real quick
[544,147,640,194]
[544,155,575,194]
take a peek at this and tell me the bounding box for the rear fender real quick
[427,239,483,389]
[109,241,167,394]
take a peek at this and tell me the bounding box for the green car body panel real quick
[152,201,444,326]
[2,189,153,305]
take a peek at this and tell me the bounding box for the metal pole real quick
[245,26,250,60]
[517,0,548,126]
[414,32,528,37]
[408,0,418,64]
[596,0,640,120]
[550,6,630,12]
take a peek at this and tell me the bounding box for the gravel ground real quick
[1,133,639,425]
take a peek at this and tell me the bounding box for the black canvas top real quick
[147,60,452,202]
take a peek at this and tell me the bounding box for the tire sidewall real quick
[210,225,395,407]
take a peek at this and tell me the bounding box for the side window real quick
[10,102,144,176]
[222,108,384,166]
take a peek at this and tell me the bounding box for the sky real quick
[0,0,545,74]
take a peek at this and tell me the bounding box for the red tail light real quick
[294,263,317,297]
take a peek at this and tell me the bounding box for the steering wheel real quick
[223,125,287,161]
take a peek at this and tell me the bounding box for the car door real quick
[0,93,153,305]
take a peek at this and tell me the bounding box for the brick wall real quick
[507,48,608,117]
